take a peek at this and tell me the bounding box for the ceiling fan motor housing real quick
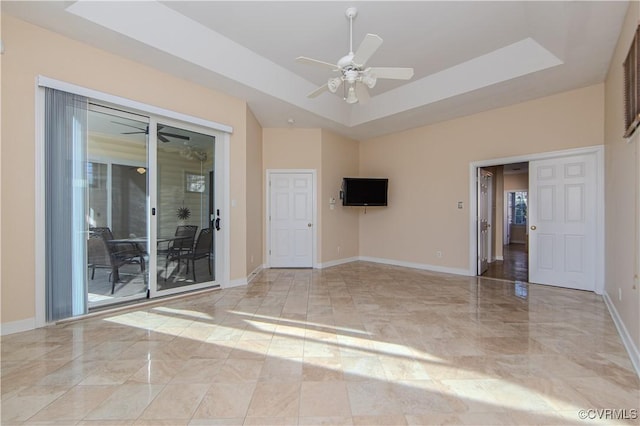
[344,69,359,84]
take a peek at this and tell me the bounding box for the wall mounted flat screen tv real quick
[342,177,388,206]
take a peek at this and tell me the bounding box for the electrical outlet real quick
[619,288,622,301]
[337,246,341,254]
[436,250,443,258]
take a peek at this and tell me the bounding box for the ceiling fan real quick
[112,122,190,143]
[296,7,414,104]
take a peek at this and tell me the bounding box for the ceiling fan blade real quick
[158,134,169,143]
[159,132,190,141]
[353,34,383,67]
[367,67,414,80]
[296,56,339,71]
[121,131,146,135]
[355,83,370,105]
[307,83,329,98]
[112,121,147,132]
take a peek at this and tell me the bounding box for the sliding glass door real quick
[152,122,217,296]
[43,87,226,322]
[87,106,149,307]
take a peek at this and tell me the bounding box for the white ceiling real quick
[2,1,629,140]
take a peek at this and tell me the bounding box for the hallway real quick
[483,243,528,282]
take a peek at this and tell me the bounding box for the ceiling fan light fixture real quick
[345,86,358,104]
[362,74,377,89]
[328,77,342,93]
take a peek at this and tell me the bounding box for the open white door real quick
[268,172,314,268]
[529,154,596,291]
[477,168,491,274]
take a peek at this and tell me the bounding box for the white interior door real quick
[477,169,491,274]
[269,172,314,268]
[529,154,596,291]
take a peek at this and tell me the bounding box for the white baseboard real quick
[317,257,359,269]
[266,255,472,277]
[1,317,36,336]
[603,291,640,378]
[224,265,264,289]
[358,256,472,276]
[495,255,504,261]
[247,265,264,284]
[224,277,248,288]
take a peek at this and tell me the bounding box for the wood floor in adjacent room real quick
[483,243,529,282]
[1,262,638,425]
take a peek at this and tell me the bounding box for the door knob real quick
[308,223,312,227]
[530,225,537,230]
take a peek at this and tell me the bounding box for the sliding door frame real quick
[148,116,228,299]
[35,76,232,327]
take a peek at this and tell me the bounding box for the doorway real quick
[38,83,229,323]
[481,163,530,282]
[470,147,604,293]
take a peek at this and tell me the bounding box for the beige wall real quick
[360,84,604,271]
[262,128,322,170]
[604,1,640,357]
[245,107,263,275]
[504,172,529,191]
[1,15,251,325]
[262,128,360,266]
[262,128,322,263]
[320,130,360,263]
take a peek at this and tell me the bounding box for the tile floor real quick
[2,262,638,425]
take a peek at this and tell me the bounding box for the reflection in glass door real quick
[87,106,149,307]
[154,122,216,293]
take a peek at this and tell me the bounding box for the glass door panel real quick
[87,107,149,307]
[155,123,216,292]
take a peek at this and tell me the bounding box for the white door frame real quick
[265,169,318,269]
[468,145,604,294]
